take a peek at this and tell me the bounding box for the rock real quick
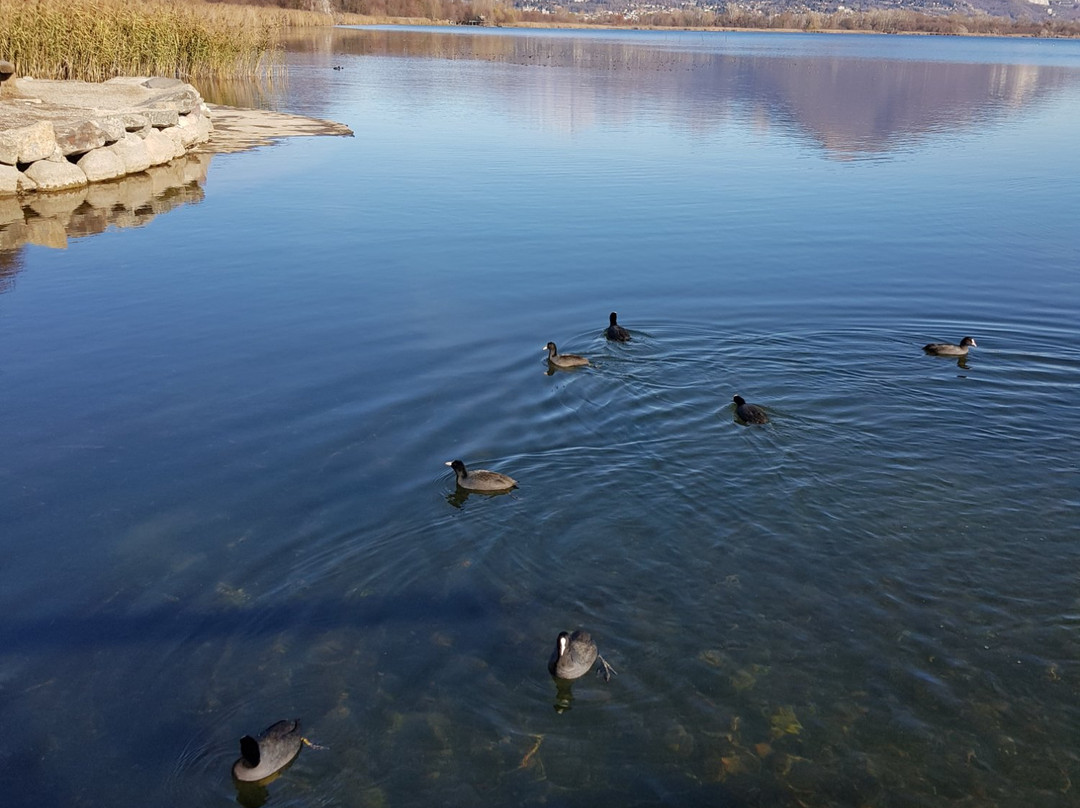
[141,77,185,90]
[0,130,17,165]
[1,75,347,199]
[120,112,152,133]
[55,120,108,156]
[194,111,213,142]
[1,121,57,164]
[161,126,187,158]
[77,147,126,182]
[17,172,37,194]
[145,85,202,115]
[23,159,87,192]
[108,134,151,173]
[96,115,128,143]
[142,128,177,165]
[0,163,17,195]
[175,112,206,147]
[144,108,179,128]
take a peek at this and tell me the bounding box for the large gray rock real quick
[120,112,151,133]
[23,159,87,192]
[194,111,213,143]
[55,120,108,156]
[108,133,151,173]
[142,128,177,165]
[77,147,126,182]
[0,121,57,164]
[146,85,202,115]
[144,108,179,128]
[161,126,187,157]
[0,130,16,166]
[141,77,185,90]
[1,75,348,199]
[175,112,205,148]
[96,115,128,143]
[0,163,18,195]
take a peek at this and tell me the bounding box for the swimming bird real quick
[232,720,304,783]
[548,630,617,682]
[445,459,517,492]
[733,395,769,425]
[544,342,589,368]
[923,336,977,356]
[605,312,631,342]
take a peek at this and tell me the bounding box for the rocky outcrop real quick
[0,76,213,198]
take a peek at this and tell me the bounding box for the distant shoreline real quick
[353,16,1080,40]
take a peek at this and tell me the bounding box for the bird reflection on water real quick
[444,486,517,509]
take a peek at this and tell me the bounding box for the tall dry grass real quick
[0,0,303,81]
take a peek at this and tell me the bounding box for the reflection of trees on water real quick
[0,153,210,274]
[285,27,1075,158]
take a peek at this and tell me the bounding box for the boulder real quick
[108,134,151,173]
[0,121,58,164]
[175,112,205,147]
[161,126,187,158]
[142,128,177,165]
[23,159,87,192]
[55,120,108,156]
[96,115,128,143]
[77,147,127,182]
[144,108,179,128]
[0,130,17,166]
[0,163,19,196]
[120,112,152,133]
[17,172,37,194]
[144,85,202,115]
[141,77,185,90]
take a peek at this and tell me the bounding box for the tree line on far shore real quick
[317,0,1080,37]
[2,0,1077,85]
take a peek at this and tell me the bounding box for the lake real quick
[1,24,1079,808]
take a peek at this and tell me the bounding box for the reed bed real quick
[0,0,304,81]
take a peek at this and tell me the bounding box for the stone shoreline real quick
[0,76,353,198]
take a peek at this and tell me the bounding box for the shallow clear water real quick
[1,26,1079,808]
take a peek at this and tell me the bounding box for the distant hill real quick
[529,0,1080,22]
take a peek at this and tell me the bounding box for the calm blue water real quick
[1,26,1079,808]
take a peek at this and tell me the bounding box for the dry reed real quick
[0,0,305,81]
